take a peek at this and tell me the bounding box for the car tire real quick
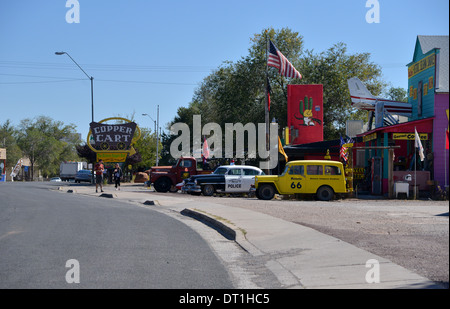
[202,184,215,196]
[154,177,171,193]
[257,184,275,200]
[316,186,334,201]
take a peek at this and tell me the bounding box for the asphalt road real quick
[0,182,234,289]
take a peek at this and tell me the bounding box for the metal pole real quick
[156,105,159,166]
[414,127,417,200]
[55,52,94,122]
[142,113,158,166]
[445,128,448,187]
[264,31,270,175]
[90,77,94,123]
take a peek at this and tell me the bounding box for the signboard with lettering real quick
[89,121,137,152]
[363,132,377,143]
[408,53,435,79]
[393,133,428,140]
[87,117,141,163]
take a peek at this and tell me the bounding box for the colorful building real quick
[407,35,449,189]
[357,35,449,195]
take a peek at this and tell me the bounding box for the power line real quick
[0,73,197,86]
[0,79,85,85]
[0,60,214,73]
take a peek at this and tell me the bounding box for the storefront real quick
[357,35,449,195]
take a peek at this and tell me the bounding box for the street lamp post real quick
[55,51,94,123]
[142,107,160,166]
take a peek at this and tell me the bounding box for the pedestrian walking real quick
[94,159,104,193]
[113,163,123,190]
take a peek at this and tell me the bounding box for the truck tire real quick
[154,177,171,193]
[202,184,215,196]
[257,184,275,200]
[316,186,334,201]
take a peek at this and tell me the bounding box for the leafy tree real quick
[0,120,22,171]
[76,143,97,164]
[132,127,160,170]
[166,27,386,159]
[17,116,81,179]
[298,42,384,138]
[385,86,408,102]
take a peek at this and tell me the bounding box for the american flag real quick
[339,136,348,163]
[267,40,302,79]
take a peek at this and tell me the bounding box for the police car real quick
[182,165,265,196]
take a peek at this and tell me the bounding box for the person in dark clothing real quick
[94,159,104,193]
[113,163,123,190]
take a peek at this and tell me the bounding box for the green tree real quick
[17,116,81,179]
[298,42,384,138]
[385,86,408,102]
[0,120,23,173]
[167,27,386,157]
[132,127,160,169]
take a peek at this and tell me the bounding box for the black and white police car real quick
[181,165,265,196]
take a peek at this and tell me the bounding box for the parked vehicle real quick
[60,162,85,181]
[253,160,348,201]
[75,169,93,183]
[50,177,62,182]
[147,157,212,192]
[182,165,264,196]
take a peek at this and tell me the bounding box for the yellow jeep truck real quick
[254,160,348,201]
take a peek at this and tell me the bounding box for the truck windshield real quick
[281,165,289,176]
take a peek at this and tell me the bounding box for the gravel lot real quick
[186,194,449,288]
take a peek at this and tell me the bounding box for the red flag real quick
[266,77,271,111]
[202,137,210,159]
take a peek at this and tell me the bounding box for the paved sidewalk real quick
[58,183,442,289]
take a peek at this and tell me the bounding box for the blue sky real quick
[1,0,448,141]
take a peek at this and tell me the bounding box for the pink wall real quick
[433,93,449,187]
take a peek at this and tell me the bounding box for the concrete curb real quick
[181,208,236,240]
[181,208,263,257]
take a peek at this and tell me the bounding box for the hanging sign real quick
[87,117,141,162]
[393,133,428,140]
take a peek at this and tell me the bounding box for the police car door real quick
[225,168,243,192]
[242,168,258,191]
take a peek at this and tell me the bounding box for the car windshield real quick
[214,167,228,175]
[281,165,290,176]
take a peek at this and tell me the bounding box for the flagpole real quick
[264,30,270,174]
[445,128,448,187]
[414,127,417,200]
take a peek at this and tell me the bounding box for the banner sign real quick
[393,133,428,140]
[96,152,128,163]
[408,53,435,79]
[10,159,23,178]
[89,121,137,152]
[363,132,377,143]
[0,148,6,160]
[287,84,323,145]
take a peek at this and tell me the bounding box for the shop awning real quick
[357,117,434,138]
